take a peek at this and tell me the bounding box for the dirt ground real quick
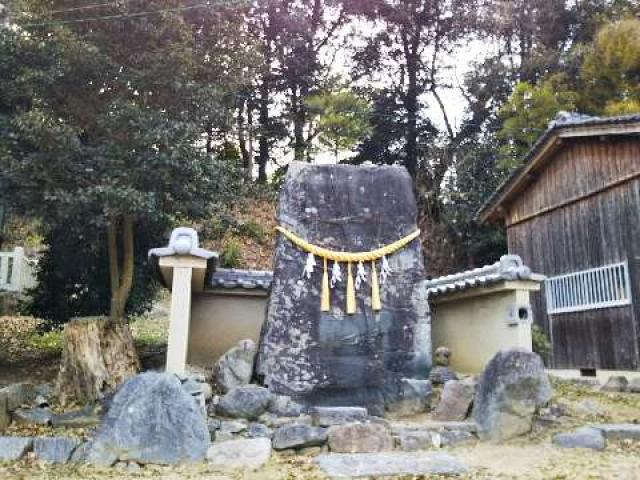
[1,314,640,479]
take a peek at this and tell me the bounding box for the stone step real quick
[390,420,478,435]
[590,424,640,441]
[315,452,468,478]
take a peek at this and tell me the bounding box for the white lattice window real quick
[545,262,632,314]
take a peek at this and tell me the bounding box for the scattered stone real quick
[247,423,273,439]
[83,372,210,466]
[591,424,640,441]
[0,383,36,411]
[397,428,474,451]
[601,376,628,393]
[311,407,368,427]
[12,407,52,426]
[553,427,605,450]
[628,378,640,393]
[258,412,312,428]
[34,437,82,463]
[269,395,303,417]
[115,461,142,473]
[0,436,33,461]
[51,406,101,428]
[213,339,257,393]
[430,367,458,385]
[386,378,433,415]
[299,446,325,456]
[273,424,328,450]
[437,430,475,448]
[216,385,272,420]
[316,452,468,477]
[472,349,552,443]
[574,399,604,417]
[0,394,9,432]
[207,438,271,470]
[432,378,476,421]
[219,419,248,434]
[390,420,478,436]
[34,395,49,408]
[35,383,53,399]
[328,422,393,453]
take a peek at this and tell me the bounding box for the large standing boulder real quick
[256,163,431,415]
[83,372,209,466]
[213,339,257,393]
[472,349,552,443]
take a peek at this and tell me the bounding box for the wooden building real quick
[478,114,640,371]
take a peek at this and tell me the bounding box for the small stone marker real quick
[311,407,368,427]
[272,424,328,450]
[0,437,33,461]
[34,437,82,463]
[328,422,393,453]
[553,427,605,450]
[207,438,272,471]
[315,452,468,478]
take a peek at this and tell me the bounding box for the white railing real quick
[0,247,37,292]
[545,261,632,314]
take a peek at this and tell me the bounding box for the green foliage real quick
[220,239,242,268]
[532,324,552,365]
[27,329,63,356]
[497,75,578,171]
[307,90,372,160]
[0,1,249,321]
[580,18,640,114]
[23,220,161,326]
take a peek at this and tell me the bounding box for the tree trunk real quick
[238,99,252,179]
[404,53,419,179]
[257,78,269,183]
[108,214,135,321]
[55,317,141,404]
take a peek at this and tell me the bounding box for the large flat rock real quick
[256,163,430,415]
[315,452,468,477]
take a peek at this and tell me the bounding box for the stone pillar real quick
[149,228,217,376]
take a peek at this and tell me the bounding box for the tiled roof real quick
[477,113,640,222]
[425,255,544,298]
[208,268,273,291]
